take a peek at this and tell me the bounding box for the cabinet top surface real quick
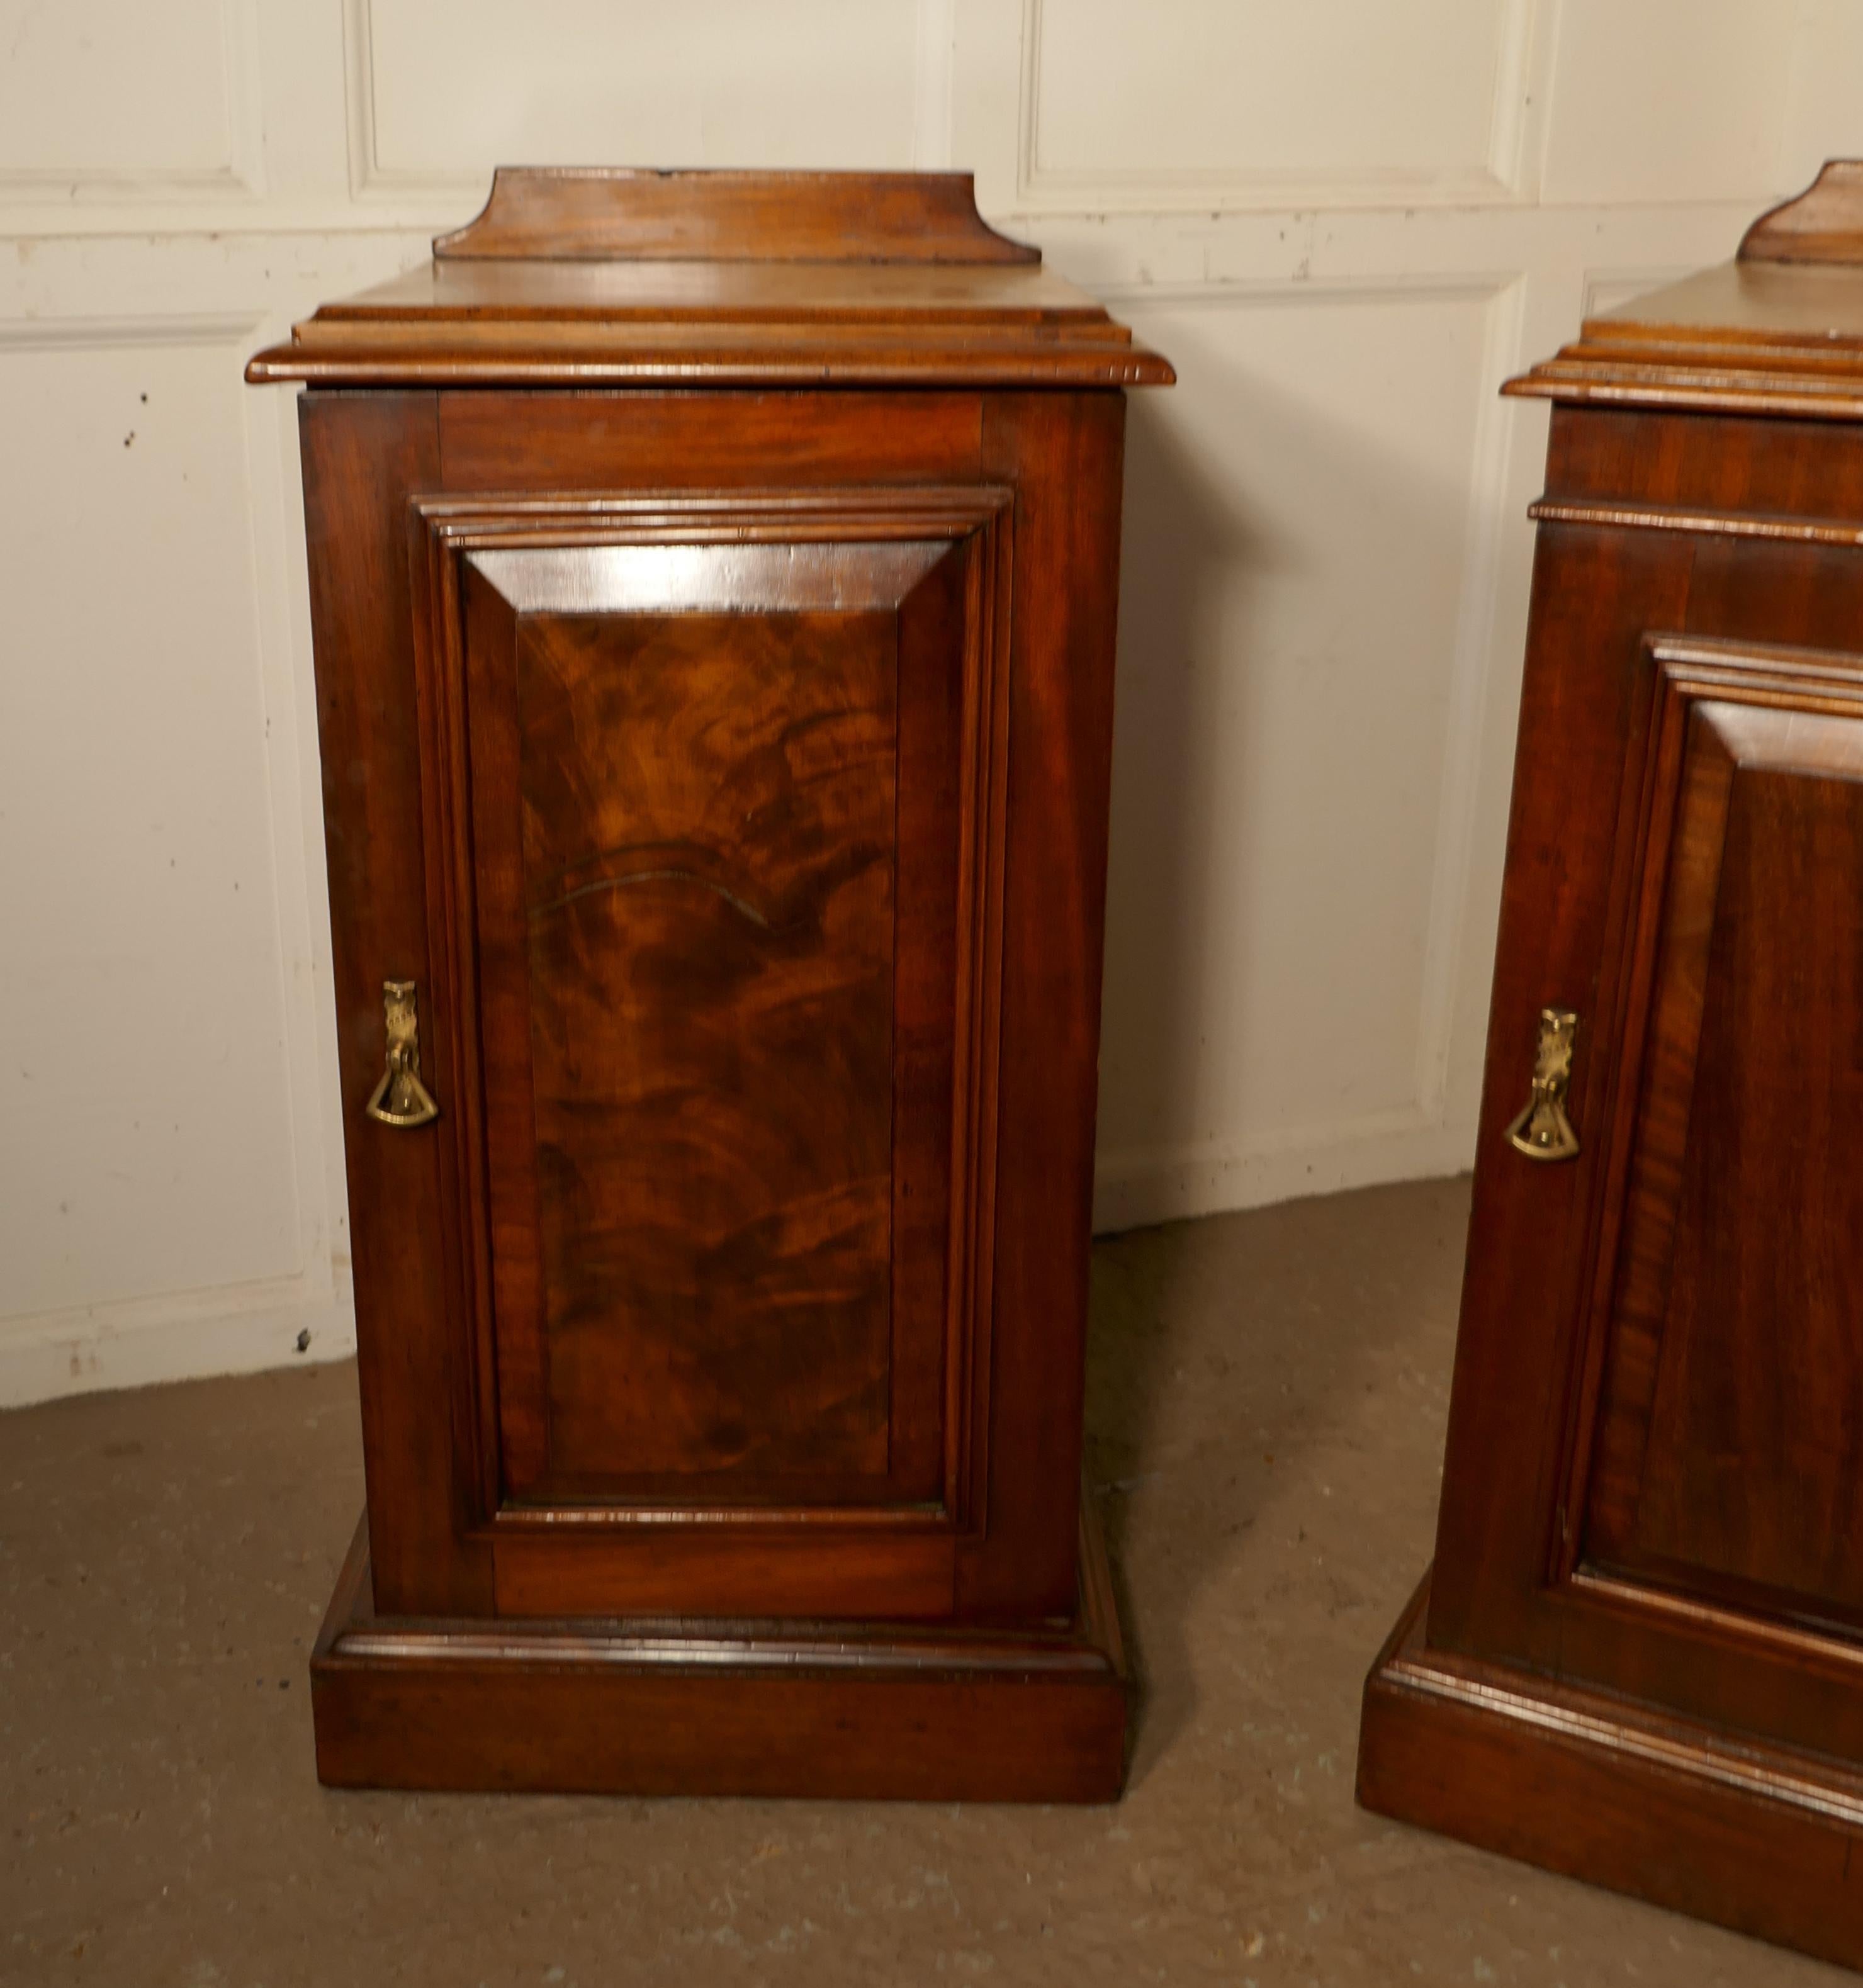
[1509,162,1863,421]
[246,168,1173,391]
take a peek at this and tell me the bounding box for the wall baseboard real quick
[0,1289,356,1411]
[0,1125,1472,1408]
[0,1129,1479,1407]
[1092,1119,1475,1234]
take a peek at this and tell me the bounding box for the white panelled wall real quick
[2,0,1859,1404]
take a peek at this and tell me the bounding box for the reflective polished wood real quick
[1358,162,1863,1967]
[250,169,1171,1799]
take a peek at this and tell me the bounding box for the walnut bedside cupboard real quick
[246,167,1172,1802]
[1356,162,1863,1967]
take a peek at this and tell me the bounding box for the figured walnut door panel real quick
[498,600,897,1488]
[407,495,1012,1600]
[1578,639,1863,1634]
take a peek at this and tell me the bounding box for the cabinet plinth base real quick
[310,1503,1128,1802]
[1358,1570,1863,1971]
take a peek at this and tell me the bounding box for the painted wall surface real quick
[3,0,1859,1403]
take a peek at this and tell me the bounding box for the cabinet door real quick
[1434,505,1863,1757]
[407,490,1011,1618]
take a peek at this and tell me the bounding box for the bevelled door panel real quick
[407,491,1013,1597]
[1579,638,1863,1632]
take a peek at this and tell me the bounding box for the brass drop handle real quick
[1506,1008,1580,1162]
[366,979,440,1129]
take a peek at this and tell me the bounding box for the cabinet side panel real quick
[1429,505,1696,1662]
[298,393,493,1616]
[965,393,1127,1617]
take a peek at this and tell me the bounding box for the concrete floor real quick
[0,1177,1838,1987]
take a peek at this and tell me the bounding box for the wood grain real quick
[491,1525,955,1622]
[436,391,982,493]
[243,164,1172,392]
[312,1501,1128,1801]
[1544,407,1863,520]
[432,166,1042,265]
[521,605,898,1485]
[298,392,494,1620]
[962,392,1128,1619]
[407,493,1013,1561]
[1740,158,1863,266]
[1505,167,1863,420]
[1359,1572,1863,1974]
[1584,661,1863,1624]
[1426,519,1692,1666]
[327,260,1101,327]
[247,326,1171,392]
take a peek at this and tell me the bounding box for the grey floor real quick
[0,1177,1837,1985]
